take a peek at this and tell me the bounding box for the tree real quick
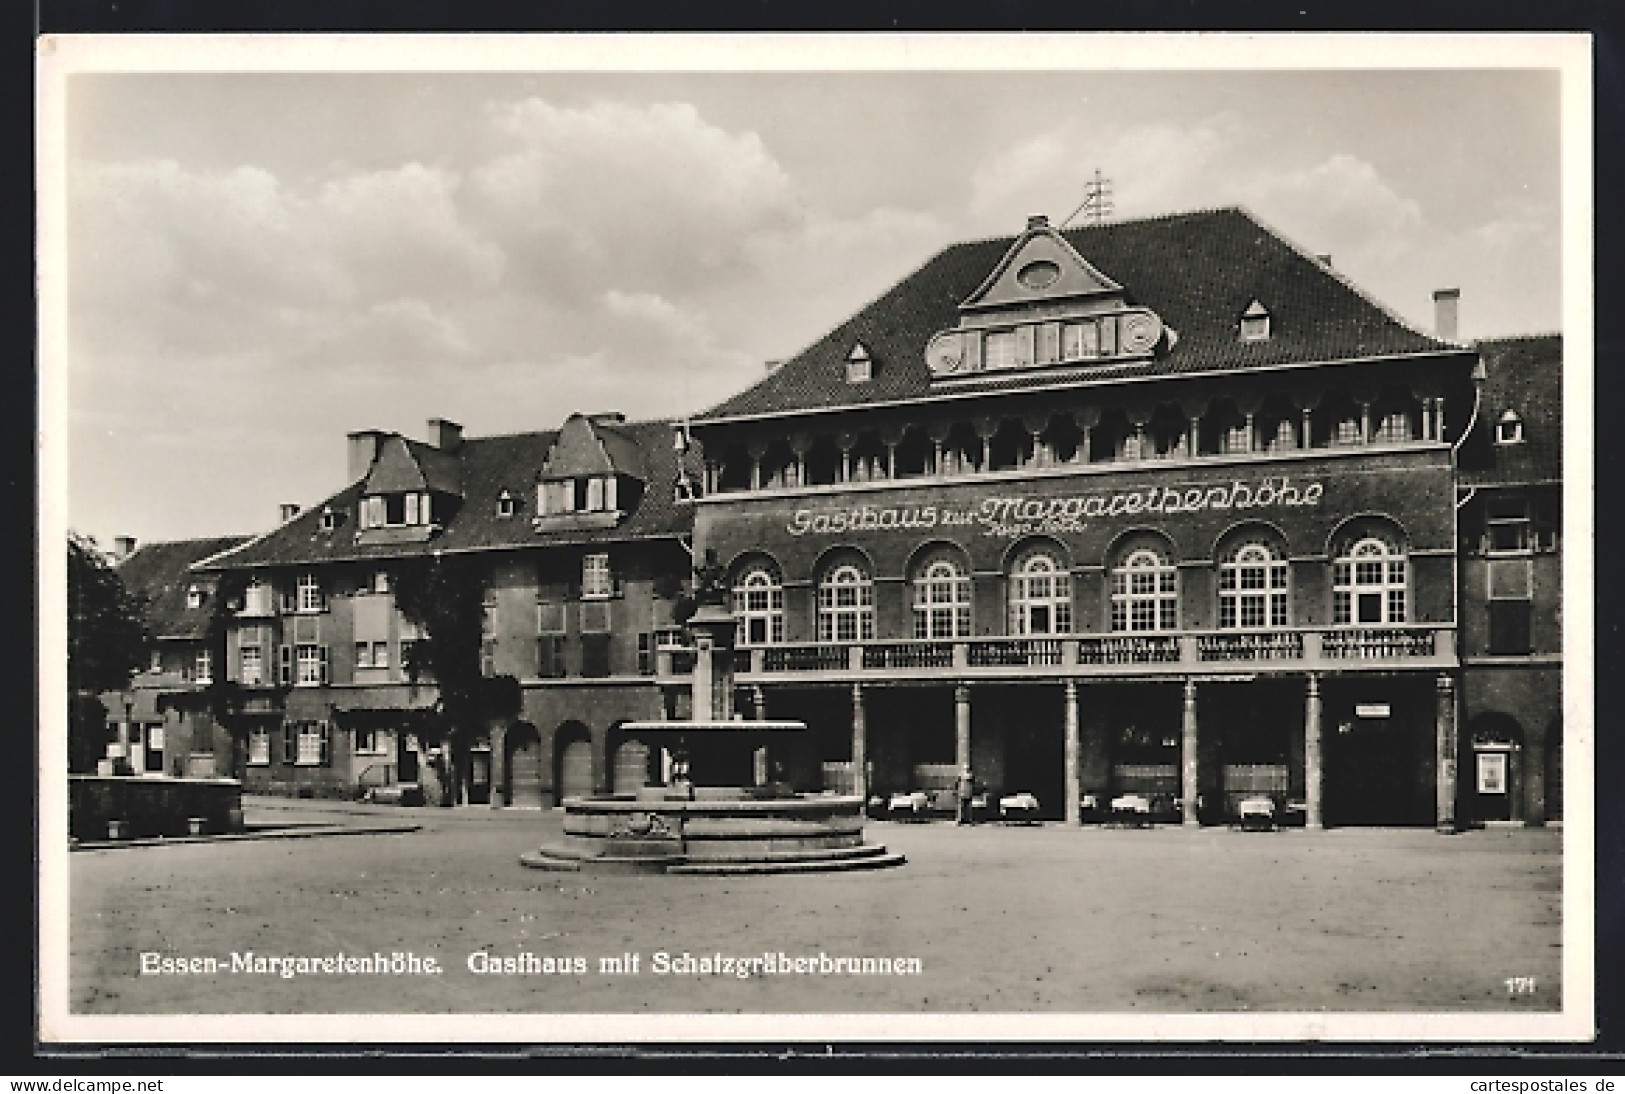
[67,532,151,771]
[392,552,519,805]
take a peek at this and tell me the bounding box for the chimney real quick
[279,503,301,524]
[764,359,782,373]
[1316,253,1333,267]
[1433,288,1461,342]
[346,429,387,483]
[112,536,136,562]
[428,417,463,453]
[588,412,626,426]
[1027,214,1049,231]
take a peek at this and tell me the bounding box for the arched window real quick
[1333,536,1407,625]
[1333,418,1363,446]
[1009,551,1072,635]
[732,566,784,646]
[818,563,874,643]
[1111,548,1178,632]
[913,557,971,639]
[1218,540,1290,629]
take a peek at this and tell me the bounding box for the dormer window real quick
[497,489,518,518]
[1496,410,1525,445]
[539,475,618,516]
[319,505,339,532]
[1239,300,1271,342]
[186,585,205,610]
[845,343,872,383]
[360,492,433,529]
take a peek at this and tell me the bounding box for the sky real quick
[55,49,1568,550]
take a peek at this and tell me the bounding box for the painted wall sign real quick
[785,476,1324,538]
[1354,704,1392,719]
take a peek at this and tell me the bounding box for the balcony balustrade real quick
[719,625,1453,680]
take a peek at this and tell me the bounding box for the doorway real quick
[555,722,594,801]
[506,723,547,808]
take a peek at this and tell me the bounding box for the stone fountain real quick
[520,561,904,876]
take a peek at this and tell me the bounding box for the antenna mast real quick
[1061,168,1114,228]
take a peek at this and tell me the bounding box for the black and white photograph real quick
[38,33,1593,1043]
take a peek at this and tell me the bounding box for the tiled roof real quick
[116,536,251,639]
[1460,334,1562,486]
[197,419,702,571]
[696,207,1451,422]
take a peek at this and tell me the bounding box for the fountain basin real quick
[519,791,905,875]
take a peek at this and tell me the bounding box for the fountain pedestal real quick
[520,597,904,875]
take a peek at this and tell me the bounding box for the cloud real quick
[967,116,1242,232]
[1241,153,1426,267]
[468,99,800,300]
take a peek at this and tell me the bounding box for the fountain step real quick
[681,842,893,865]
[668,847,906,876]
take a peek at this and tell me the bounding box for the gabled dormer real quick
[923,214,1171,381]
[533,412,647,531]
[352,420,464,545]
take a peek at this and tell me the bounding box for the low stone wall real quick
[69,775,245,841]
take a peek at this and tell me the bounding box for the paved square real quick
[69,799,1562,1014]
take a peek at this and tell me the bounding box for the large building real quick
[685,207,1560,829]
[1454,333,1563,825]
[102,535,250,777]
[140,205,1560,828]
[192,412,703,805]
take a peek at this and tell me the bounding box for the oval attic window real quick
[1016,260,1061,290]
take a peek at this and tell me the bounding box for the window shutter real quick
[278,645,293,686]
[319,645,330,685]
[605,476,618,511]
[637,632,652,676]
[282,722,298,765]
[320,722,332,766]
[280,584,297,613]
[587,477,604,511]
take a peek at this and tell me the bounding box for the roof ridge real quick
[1473,331,1563,346]
[127,533,250,552]
[944,205,1245,252]
[188,492,345,572]
[690,236,958,419]
[1228,204,1451,349]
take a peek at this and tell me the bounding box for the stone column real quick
[1359,402,1372,443]
[750,456,762,491]
[851,682,867,801]
[489,722,508,809]
[1244,412,1256,453]
[955,684,972,777]
[1181,679,1199,827]
[691,635,714,722]
[932,440,944,476]
[1301,407,1313,449]
[886,444,897,479]
[1304,673,1324,829]
[1436,674,1459,833]
[1063,680,1081,826]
